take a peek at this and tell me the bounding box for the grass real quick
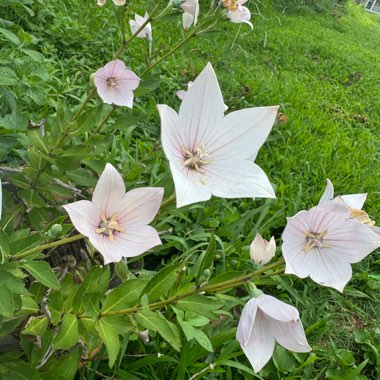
[1,0,380,378]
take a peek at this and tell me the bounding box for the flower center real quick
[303,230,331,253]
[182,146,211,172]
[350,208,375,226]
[222,0,238,11]
[95,213,124,242]
[106,77,117,87]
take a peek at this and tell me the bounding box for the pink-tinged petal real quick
[319,178,334,204]
[89,233,124,264]
[113,0,126,5]
[103,59,126,78]
[179,63,225,151]
[117,187,163,226]
[204,160,276,199]
[228,6,253,29]
[92,163,126,217]
[176,89,187,101]
[236,297,259,346]
[340,193,367,209]
[63,200,99,236]
[117,69,141,91]
[110,86,134,108]
[115,225,161,257]
[169,163,211,208]
[207,106,279,161]
[371,225,380,235]
[282,211,313,244]
[272,320,311,352]
[258,295,299,323]
[240,310,276,372]
[325,219,380,263]
[157,104,184,162]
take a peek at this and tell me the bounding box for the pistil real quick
[96,213,124,241]
[106,77,117,87]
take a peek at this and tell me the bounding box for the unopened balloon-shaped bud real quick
[202,268,211,281]
[250,233,276,265]
[45,224,63,239]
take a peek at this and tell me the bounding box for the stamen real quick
[95,212,124,241]
[182,146,211,172]
[106,77,117,87]
[303,230,331,253]
[350,208,375,226]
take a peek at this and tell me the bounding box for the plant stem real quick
[100,258,285,317]
[85,105,117,142]
[11,234,84,260]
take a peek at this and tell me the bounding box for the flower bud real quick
[45,224,63,239]
[250,233,276,265]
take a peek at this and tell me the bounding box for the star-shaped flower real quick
[94,59,140,108]
[63,164,163,264]
[157,62,278,208]
[223,1,253,29]
[282,201,380,292]
[129,12,152,41]
[236,294,311,373]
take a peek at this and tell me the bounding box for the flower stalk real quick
[100,258,285,317]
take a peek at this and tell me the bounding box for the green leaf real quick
[134,79,161,97]
[21,261,60,290]
[0,111,28,131]
[20,295,39,314]
[22,316,48,336]
[0,67,19,85]
[97,318,120,368]
[40,349,80,380]
[175,295,225,318]
[0,229,10,264]
[102,277,149,313]
[135,309,181,352]
[177,317,213,352]
[0,360,41,380]
[28,130,49,154]
[141,262,183,302]
[0,27,21,45]
[0,287,14,317]
[52,314,79,350]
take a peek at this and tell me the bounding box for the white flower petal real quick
[340,193,367,210]
[89,233,124,264]
[182,12,194,30]
[319,178,334,204]
[240,310,276,372]
[272,319,311,352]
[204,160,276,199]
[63,200,99,236]
[118,187,163,226]
[170,163,211,208]
[258,295,299,322]
[92,163,126,216]
[179,63,225,150]
[236,297,259,346]
[157,104,184,162]
[207,106,278,161]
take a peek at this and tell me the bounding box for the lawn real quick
[0,0,379,379]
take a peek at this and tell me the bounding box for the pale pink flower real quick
[250,233,276,265]
[63,164,163,264]
[179,0,199,30]
[97,0,126,5]
[129,12,152,41]
[176,81,194,101]
[282,201,380,292]
[94,59,140,108]
[228,5,253,30]
[158,62,278,208]
[319,178,379,235]
[236,294,311,373]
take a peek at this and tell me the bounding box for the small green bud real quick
[247,283,264,298]
[45,224,62,239]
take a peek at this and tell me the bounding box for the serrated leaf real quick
[0,27,21,45]
[141,262,183,302]
[102,277,149,314]
[28,130,49,154]
[40,349,80,380]
[53,314,79,350]
[20,295,38,314]
[0,67,19,85]
[0,111,28,131]
[0,229,9,264]
[135,309,181,352]
[97,318,120,368]
[21,261,60,289]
